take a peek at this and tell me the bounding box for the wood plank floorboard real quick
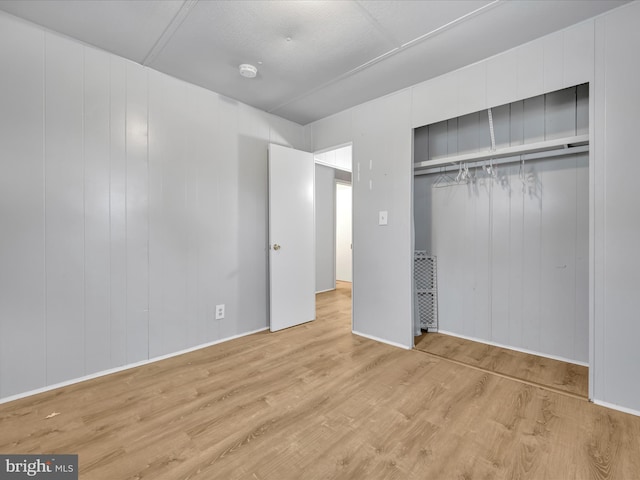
[414,332,589,398]
[1,282,639,479]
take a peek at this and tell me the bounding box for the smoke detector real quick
[239,63,258,78]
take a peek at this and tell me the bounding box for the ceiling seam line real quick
[142,0,199,66]
[401,0,502,48]
[268,0,503,116]
[267,47,399,116]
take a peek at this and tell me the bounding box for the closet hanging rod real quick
[414,134,589,171]
[414,144,589,176]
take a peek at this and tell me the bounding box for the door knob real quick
[273,244,281,250]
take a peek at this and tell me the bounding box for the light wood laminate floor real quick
[414,332,588,399]
[1,282,639,479]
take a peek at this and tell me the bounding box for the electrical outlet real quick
[215,304,225,320]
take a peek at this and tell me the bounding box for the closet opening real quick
[412,85,590,398]
[314,144,353,330]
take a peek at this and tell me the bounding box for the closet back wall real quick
[416,157,588,363]
[0,12,306,401]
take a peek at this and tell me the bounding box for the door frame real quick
[334,179,352,284]
[313,143,354,332]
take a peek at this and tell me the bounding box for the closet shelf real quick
[414,134,589,171]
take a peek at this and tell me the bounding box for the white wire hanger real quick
[456,162,471,184]
[433,166,456,188]
[518,154,526,185]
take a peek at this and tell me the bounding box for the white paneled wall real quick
[0,16,46,396]
[0,12,305,400]
[149,69,189,358]
[109,55,128,369]
[486,50,517,109]
[594,1,640,412]
[411,21,594,128]
[412,72,460,128]
[125,62,150,365]
[83,47,111,375]
[307,110,354,153]
[44,33,86,384]
[237,104,276,336]
[352,90,413,348]
[309,92,414,349]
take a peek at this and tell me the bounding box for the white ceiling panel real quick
[273,0,629,124]
[356,0,495,46]
[0,0,184,63]
[0,0,630,125]
[147,0,395,113]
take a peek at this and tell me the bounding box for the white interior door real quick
[269,143,315,332]
[336,182,352,282]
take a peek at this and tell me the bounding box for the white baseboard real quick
[0,327,269,405]
[352,330,411,350]
[593,399,640,418]
[436,329,589,367]
[315,288,336,294]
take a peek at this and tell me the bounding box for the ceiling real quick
[0,0,628,125]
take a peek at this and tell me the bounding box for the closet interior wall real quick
[414,85,589,364]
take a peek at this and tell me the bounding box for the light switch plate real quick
[379,210,388,225]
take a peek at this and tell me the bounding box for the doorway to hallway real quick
[314,144,352,329]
